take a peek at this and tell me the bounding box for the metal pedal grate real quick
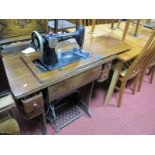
[46,93,84,132]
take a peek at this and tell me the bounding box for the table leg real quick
[122,19,131,41]
[79,82,94,117]
[111,19,115,29]
[40,112,48,135]
[104,62,123,106]
[89,19,96,34]
[117,19,122,28]
[134,19,141,37]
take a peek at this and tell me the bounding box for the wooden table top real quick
[83,35,131,58]
[3,26,131,99]
[3,55,43,99]
[117,48,140,62]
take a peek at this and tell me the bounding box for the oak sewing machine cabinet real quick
[0,19,131,134]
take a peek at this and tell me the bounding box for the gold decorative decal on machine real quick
[14,19,31,28]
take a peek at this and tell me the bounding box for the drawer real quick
[48,66,101,102]
[21,92,44,120]
[98,70,110,82]
[103,61,112,71]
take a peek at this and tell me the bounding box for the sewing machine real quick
[21,26,100,84]
[30,25,90,72]
[0,20,104,133]
[20,26,102,131]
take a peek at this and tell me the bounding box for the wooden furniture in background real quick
[111,19,143,40]
[0,53,20,134]
[136,32,155,92]
[104,30,155,107]
[48,19,77,33]
[69,22,153,108]
[0,19,48,44]
[144,19,155,30]
[89,19,96,33]
[0,94,20,134]
[79,19,87,26]
[89,19,118,34]
[0,53,10,97]
[103,50,139,106]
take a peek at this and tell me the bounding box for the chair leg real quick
[134,19,141,37]
[139,19,145,32]
[138,71,145,92]
[104,62,124,106]
[118,80,127,108]
[84,19,87,26]
[146,68,151,75]
[117,19,122,28]
[150,66,155,84]
[132,75,139,95]
[122,19,131,41]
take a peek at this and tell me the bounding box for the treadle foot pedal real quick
[46,93,84,132]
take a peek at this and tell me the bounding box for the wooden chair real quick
[136,36,155,91]
[89,19,117,33]
[112,19,143,41]
[116,30,155,107]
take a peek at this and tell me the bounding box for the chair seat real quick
[120,68,139,80]
[111,62,139,82]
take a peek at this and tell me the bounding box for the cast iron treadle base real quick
[46,93,84,132]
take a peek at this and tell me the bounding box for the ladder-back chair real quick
[117,30,155,107]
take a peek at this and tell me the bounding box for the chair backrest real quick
[124,30,155,79]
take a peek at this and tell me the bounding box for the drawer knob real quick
[33,102,38,107]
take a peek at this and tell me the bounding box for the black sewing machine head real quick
[31,26,90,72]
[31,26,86,66]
